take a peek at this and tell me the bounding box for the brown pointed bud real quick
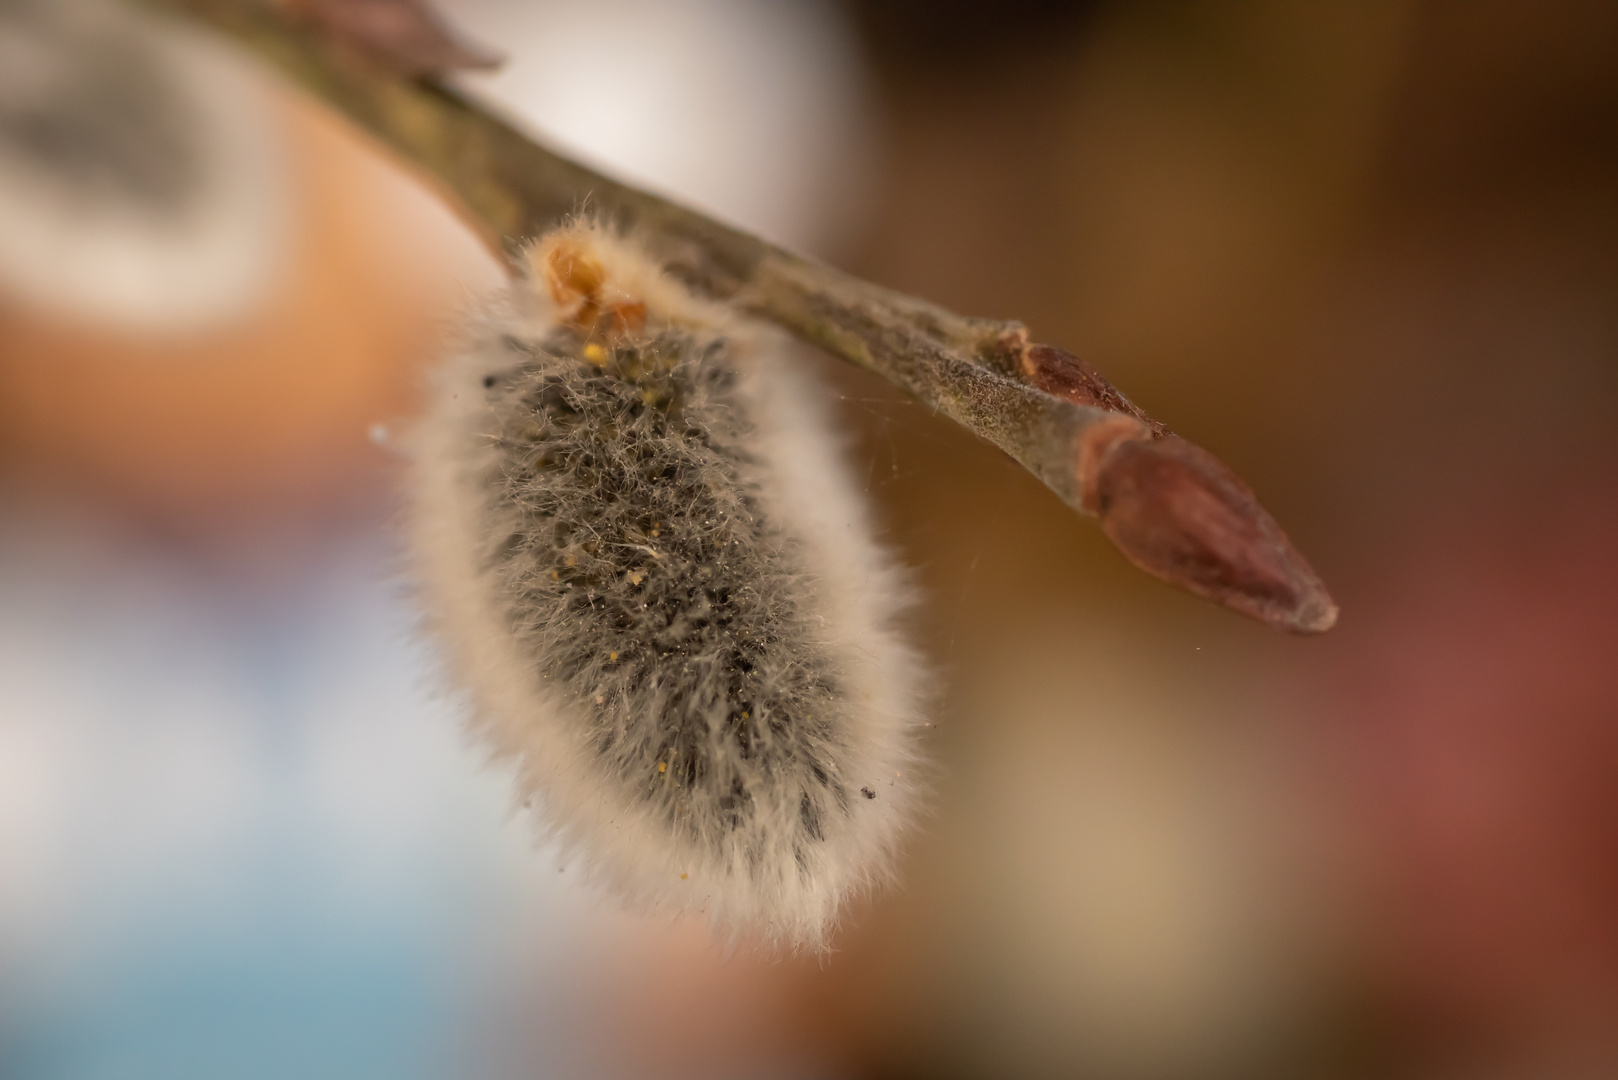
[286,0,503,76]
[1013,338,1336,631]
[1077,422,1339,634]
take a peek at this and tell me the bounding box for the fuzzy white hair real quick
[408,222,926,950]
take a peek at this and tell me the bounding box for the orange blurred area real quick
[2,1,1616,1079]
[0,59,500,536]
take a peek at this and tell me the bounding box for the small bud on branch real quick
[134,0,1338,633]
[276,0,502,76]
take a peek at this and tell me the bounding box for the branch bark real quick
[138,0,1337,633]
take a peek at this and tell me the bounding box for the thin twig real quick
[138,0,1337,633]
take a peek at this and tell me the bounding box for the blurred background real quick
[1,0,1615,1077]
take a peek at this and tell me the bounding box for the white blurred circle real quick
[0,1,289,330]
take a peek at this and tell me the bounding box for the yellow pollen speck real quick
[549,569,559,580]
[609,651,618,661]
[582,342,607,365]
[680,873,688,880]
[658,762,667,774]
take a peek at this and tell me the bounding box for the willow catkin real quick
[409,223,926,949]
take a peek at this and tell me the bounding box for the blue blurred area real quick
[5,932,444,1080]
[0,506,577,1080]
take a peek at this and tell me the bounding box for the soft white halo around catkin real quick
[408,223,926,950]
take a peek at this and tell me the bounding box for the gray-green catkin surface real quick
[411,227,925,949]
